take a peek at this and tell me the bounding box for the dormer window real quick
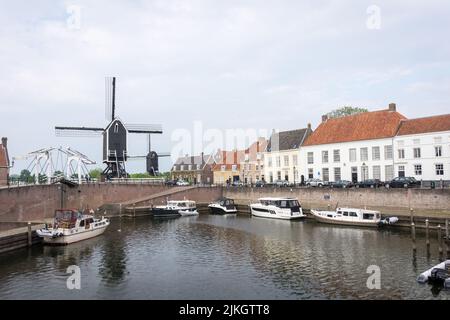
[114,122,119,133]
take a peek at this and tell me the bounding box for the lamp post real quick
[293,166,296,186]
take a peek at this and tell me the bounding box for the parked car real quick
[255,180,265,187]
[176,180,190,186]
[330,180,354,188]
[274,179,289,187]
[355,179,383,188]
[165,179,178,186]
[231,181,244,187]
[385,177,420,188]
[305,178,326,187]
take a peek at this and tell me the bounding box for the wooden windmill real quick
[55,77,169,179]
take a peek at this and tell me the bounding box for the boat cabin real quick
[53,209,82,229]
[217,198,235,207]
[167,200,196,209]
[258,198,301,209]
[336,208,381,221]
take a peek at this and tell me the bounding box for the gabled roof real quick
[267,127,312,152]
[396,114,450,136]
[244,137,268,161]
[303,109,406,146]
[172,153,214,170]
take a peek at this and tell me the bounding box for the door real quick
[398,166,405,178]
[351,167,358,183]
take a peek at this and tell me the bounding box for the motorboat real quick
[310,207,398,227]
[249,197,305,220]
[151,200,199,218]
[208,197,238,214]
[36,209,110,245]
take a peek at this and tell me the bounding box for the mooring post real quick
[411,222,416,251]
[438,224,443,255]
[27,222,32,247]
[425,219,430,249]
[409,208,414,224]
[446,219,449,239]
[133,203,136,217]
[327,204,330,210]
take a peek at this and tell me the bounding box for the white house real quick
[393,114,450,183]
[263,125,312,184]
[300,103,405,183]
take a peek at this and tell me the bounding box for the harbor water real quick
[0,214,448,299]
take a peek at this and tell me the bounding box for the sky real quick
[1,0,450,174]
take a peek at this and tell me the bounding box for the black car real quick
[330,180,354,188]
[165,179,178,186]
[255,180,265,187]
[385,177,420,188]
[356,179,383,188]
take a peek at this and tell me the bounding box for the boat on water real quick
[310,207,398,228]
[151,200,199,218]
[36,209,110,245]
[249,197,305,220]
[208,197,237,214]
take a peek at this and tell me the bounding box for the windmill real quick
[55,77,169,179]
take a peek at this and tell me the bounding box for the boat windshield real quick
[54,210,80,228]
[261,199,299,208]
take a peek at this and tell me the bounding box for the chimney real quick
[321,115,328,122]
[201,152,205,165]
[307,123,312,131]
[1,137,7,148]
[256,140,260,153]
[222,150,226,164]
[388,103,396,112]
[234,150,237,164]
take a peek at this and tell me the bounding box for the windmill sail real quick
[55,126,104,137]
[105,76,116,122]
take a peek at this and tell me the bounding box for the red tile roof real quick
[303,109,406,146]
[396,114,450,136]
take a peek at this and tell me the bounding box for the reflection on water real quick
[0,214,448,299]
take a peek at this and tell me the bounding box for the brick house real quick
[0,137,10,186]
[171,153,215,184]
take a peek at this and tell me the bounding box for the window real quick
[322,151,328,163]
[349,212,358,217]
[384,145,393,160]
[360,148,368,161]
[436,164,444,176]
[292,155,298,166]
[333,150,340,162]
[276,157,281,167]
[277,171,282,180]
[434,137,442,144]
[435,146,442,157]
[188,165,192,170]
[385,165,394,181]
[294,169,299,181]
[284,155,289,166]
[267,157,272,168]
[413,148,421,158]
[398,149,405,159]
[372,146,380,160]
[361,165,369,180]
[269,172,273,183]
[414,164,422,176]
[322,168,329,182]
[255,165,259,171]
[180,165,185,171]
[221,165,226,171]
[308,168,313,179]
[307,152,314,164]
[372,166,381,180]
[114,122,119,133]
[349,148,357,162]
[231,165,237,171]
[334,167,341,181]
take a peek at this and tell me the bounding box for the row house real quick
[300,104,404,183]
[393,114,450,182]
[0,137,9,186]
[240,137,268,184]
[171,153,215,184]
[263,126,312,184]
[212,150,245,185]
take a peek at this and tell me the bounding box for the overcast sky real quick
[2,0,450,174]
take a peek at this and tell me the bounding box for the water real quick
[0,214,448,299]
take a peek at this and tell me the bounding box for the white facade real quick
[393,131,450,182]
[263,149,301,183]
[299,138,396,183]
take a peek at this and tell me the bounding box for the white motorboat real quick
[152,200,199,218]
[208,197,237,214]
[310,207,398,228]
[36,209,110,245]
[249,197,305,220]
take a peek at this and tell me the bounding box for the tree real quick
[19,169,34,183]
[327,106,368,119]
[89,168,103,180]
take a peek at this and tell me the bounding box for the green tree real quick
[130,172,152,179]
[89,168,103,179]
[327,106,368,119]
[19,169,34,183]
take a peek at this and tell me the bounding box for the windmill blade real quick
[157,152,171,157]
[125,124,163,134]
[55,126,104,137]
[105,76,116,122]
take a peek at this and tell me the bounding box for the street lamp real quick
[293,166,296,186]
